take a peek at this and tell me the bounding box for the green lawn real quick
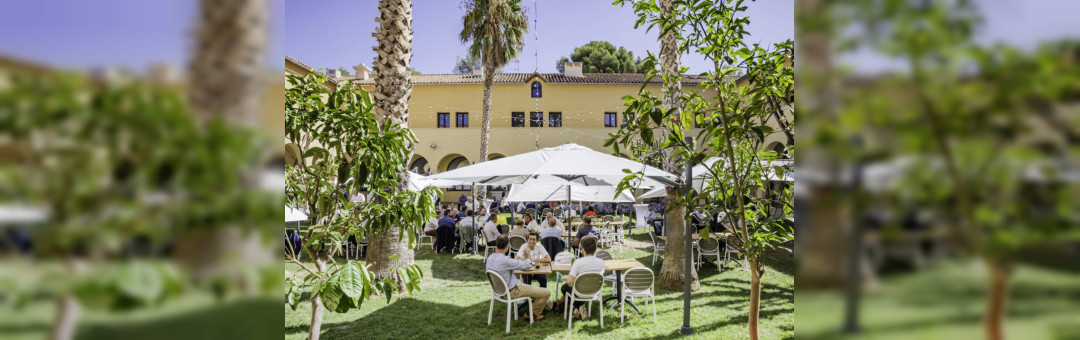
[285,231,794,339]
[796,259,1080,339]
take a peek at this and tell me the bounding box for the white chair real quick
[594,250,617,295]
[485,270,534,333]
[567,272,605,329]
[620,267,657,324]
[696,236,722,272]
[552,251,575,300]
[416,224,435,251]
[648,231,665,266]
[481,231,497,262]
[509,235,527,255]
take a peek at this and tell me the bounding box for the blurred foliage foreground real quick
[0,72,283,339]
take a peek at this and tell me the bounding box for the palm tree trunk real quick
[654,0,698,292]
[985,257,1010,340]
[748,257,762,340]
[476,61,495,200]
[657,187,700,291]
[368,0,416,281]
[188,0,267,126]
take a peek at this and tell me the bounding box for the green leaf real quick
[319,276,344,313]
[338,262,364,298]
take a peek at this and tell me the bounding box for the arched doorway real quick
[410,156,430,174]
[438,154,471,173]
[768,142,788,158]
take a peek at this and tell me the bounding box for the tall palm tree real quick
[366,0,416,285]
[654,0,700,293]
[459,0,528,200]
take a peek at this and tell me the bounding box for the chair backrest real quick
[485,270,511,299]
[554,251,575,263]
[572,273,605,297]
[570,216,582,223]
[623,267,655,292]
[525,208,536,216]
[541,208,551,217]
[497,224,509,235]
[603,215,614,222]
[648,231,660,246]
[595,250,613,260]
[698,237,720,252]
[553,208,563,217]
[581,235,598,247]
[509,235,527,253]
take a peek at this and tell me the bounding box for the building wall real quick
[352,78,789,174]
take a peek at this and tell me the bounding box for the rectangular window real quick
[548,112,562,127]
[456,112,469,128]
[437,112,450,128]
[530,112,543,127]
[622,113,634,127]
[604,112,617,127]
[511,112,525,127]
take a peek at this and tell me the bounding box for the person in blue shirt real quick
[486,235,551,321]
[437,209,459,253]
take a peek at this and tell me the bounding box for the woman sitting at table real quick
[551,237,604,320]
[516,232,551,288]
[524,214,540,231]
[583,205,598,218]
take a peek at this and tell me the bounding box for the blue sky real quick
[0,0,1075,74]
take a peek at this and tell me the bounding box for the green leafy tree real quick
[555,41,643,73]
[828,1,1080,339]
[338,67,351,76]
[285,71,431,340]
[610,1,794,339]
[459,0,529,200]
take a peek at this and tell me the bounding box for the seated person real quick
[525,202,537,210]
[691,207,709,231]
[573,216,600,247]
[423,212,439,236]
[516,232,551,287]
[583,205,598,218]
[544,212,565,230]
[523,214,539,232]
[552,237,605,320]
[482,212,501,246]
[437,209,460,252]
[459,210,476,229]
[486,235,550,321]
[509,218,531,240]
[476,208,488,224]
[540,218,564,240]
[646,205,664,235]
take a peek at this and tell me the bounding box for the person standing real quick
[516,232,551,288]
[486,235,550,321]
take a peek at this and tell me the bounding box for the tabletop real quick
[550,258,645,273]
[514,262,552,275]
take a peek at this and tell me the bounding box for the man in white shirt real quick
[482,212,501,246]
[516,201,527,214]
[552,236,605,320]
[464,197,479,211]
[423,213,439,236]
[458,210,476,229]
[540,218,563,240]
[544,212,565,231]
[516,232,551,288]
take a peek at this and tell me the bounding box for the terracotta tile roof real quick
[334,72,733,86]
[284,55,338,84]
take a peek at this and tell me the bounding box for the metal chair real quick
[594,250,617,295]
[416,225,435,250]
[541,208,552,219]
[602,215,614,222]
[552,251,575,300]
[481,231,498,262]
[566,272,605,329]
[620,267,657,324]
[525,208,536,221]
[648,231,665,266]
[509,235,527,255]
[486,270,534,333]
[696,236,722,272]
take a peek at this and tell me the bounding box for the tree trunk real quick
[368,0,416,283]
[657,188,700,291]
[307,259,327,340]
[984,257,1010,340]
[476,61,495,200]
[50,294,80,340]
[188,0,268,126]
[748,257,762,340]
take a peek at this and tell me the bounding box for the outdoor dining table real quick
[552,258,646,313]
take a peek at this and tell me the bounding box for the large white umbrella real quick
[407,171,469,191]
[429,143,679,245]
[285,205,308,224]
[427,143,678,188]
[505,183,635,203]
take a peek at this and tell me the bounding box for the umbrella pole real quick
[472,184,478,256]
[566,186,572,251]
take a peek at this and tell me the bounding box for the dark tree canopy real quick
[556,41,643,73]
[453,54,502,74]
